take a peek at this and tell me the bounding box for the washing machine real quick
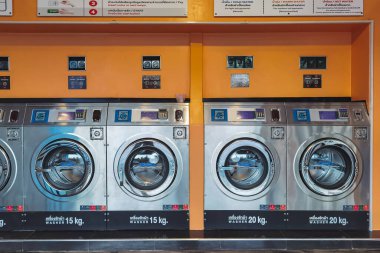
[107,103,189,230]
[0,104,25,231]
[23,103,107,231]
[286,102,370,230]
[204,102,287,230]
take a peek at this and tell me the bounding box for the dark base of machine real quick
[204,210,369,231]
[286,211,369,230]
[23,211,107,231]
[107,211,189,230]
[0,212,24,231]
[204,210,286,230]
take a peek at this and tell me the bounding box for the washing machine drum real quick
[217,139,275,197]
[118,139,177,197]
[34,139,94,197]
[300,138,358,196]
[0,148,10,191]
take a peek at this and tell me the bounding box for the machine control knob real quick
[9,110,19,123]
[93,110,101,122]
[175,110,184,122]
[271,109,280,122]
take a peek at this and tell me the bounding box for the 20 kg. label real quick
[228,215,268,226]
[129,215,168,226]
[309,215,348,226]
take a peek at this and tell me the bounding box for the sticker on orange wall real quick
[0,0,12,16]
[231,74,250,88]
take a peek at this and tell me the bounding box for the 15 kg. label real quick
[130,215,168,226]
[45,215,84,227]
[24,212,106,231]
[108,211,189,230]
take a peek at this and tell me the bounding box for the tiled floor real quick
[1,230,380,252]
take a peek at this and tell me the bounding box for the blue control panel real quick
[211,109,228,122]
[115,110,132,122]
[293,109,310,122]
[31,110,49,123]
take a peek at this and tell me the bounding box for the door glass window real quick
[42,147,87,191]
[0,149,10,191]
[125,147,169,191]
[308,147,351,189]
[221,147,268,190]
[300,139,357,196]
[35,140,94,197]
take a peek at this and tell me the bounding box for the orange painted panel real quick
[203,32,351,98]
[351,25,370,103]
[0,33,190,98]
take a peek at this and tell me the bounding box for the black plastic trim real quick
[203,97,352,103]
[0,98,190,104]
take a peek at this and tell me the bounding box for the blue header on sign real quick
[293,109,310,122]
[31,110,49,123]
[115,110,132,122]
[211,109,228,122]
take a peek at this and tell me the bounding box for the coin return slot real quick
[93,110,101,122]
[9,110,19,123]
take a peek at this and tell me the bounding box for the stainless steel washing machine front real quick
[23,103,108,231]
[107,103,189,230]
[0,104,26,231]
[286,102,370,230]
[204,102,287,230]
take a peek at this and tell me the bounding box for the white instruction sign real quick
[38,0,188,17]
[264,0,313,16]
[214,0,263,16]
[0,0,12,16]
[314,0,364,16]
[214,0,363,16]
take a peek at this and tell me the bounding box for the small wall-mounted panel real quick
[203,32,351,98]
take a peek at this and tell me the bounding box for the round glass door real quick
[300,139,358,196]
[0,148,10,191]
[217,139,275,197]
[118,139,177,197]
[35,139,94,197]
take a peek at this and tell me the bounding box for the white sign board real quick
[38,0,188,17]
[314,0,364,16]
[214,0,363,16]
[0,0,12,16]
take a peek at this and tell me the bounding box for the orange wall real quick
[0,33,190,98]
[0,0,380,231]
[203,32,352,98]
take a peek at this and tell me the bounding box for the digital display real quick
[319,111,338,120]
[58,111,76,121]
[141,111,158,120]
[237,111,256,120]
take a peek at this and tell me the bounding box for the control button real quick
[256,109,265,119]
[339,109,349,118]
[158,109,168,120]
[353,110,363,121]
[75,109,86,120]
[174,127,186,139]
[271,109,280,122]
[93,110,101,122]
[91,127,104,140]
[9,110,19,123]
[175,110,184,122]
[271,127,285,139]
[354,127,368,140]
[7,128,21,141]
